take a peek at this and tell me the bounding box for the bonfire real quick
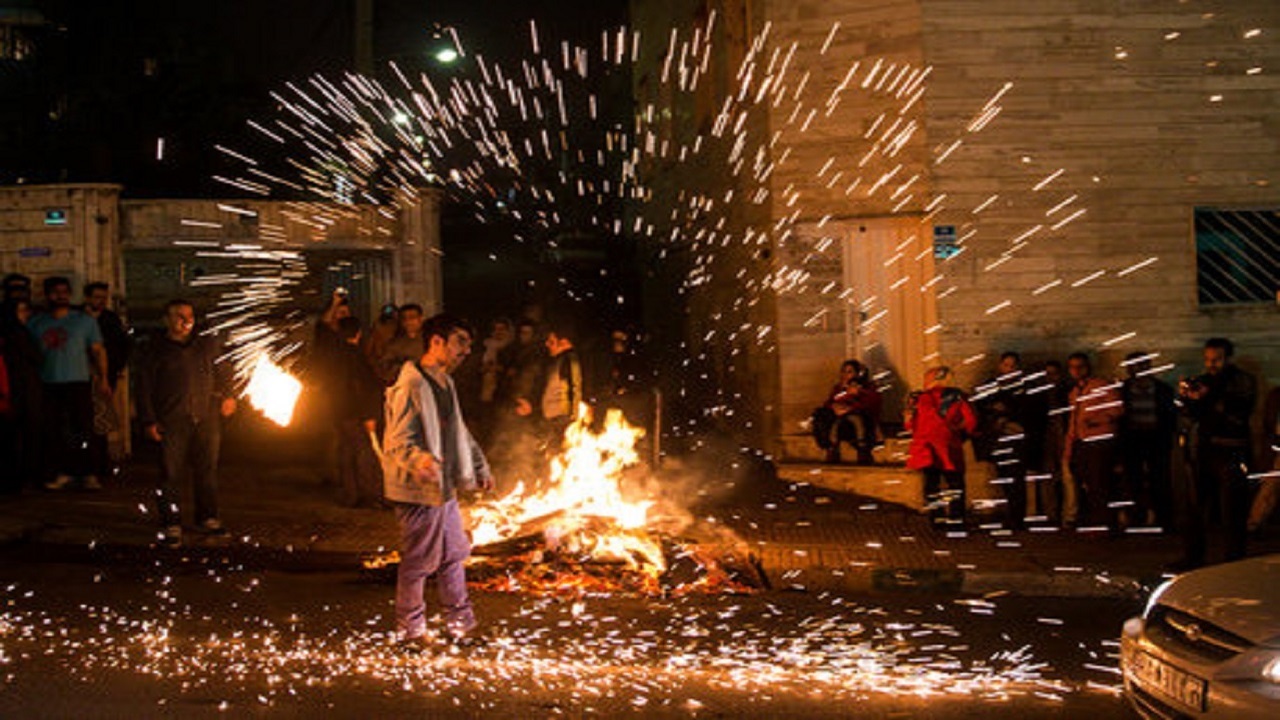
[366,405,762,597]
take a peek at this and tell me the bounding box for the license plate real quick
[1129,650,1208,712]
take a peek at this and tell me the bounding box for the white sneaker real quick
[82,476,102,491]
[45,475,74,491]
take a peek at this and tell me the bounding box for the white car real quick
[1121,554,1280,719]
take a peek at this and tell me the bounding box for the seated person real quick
[810,360,882,464]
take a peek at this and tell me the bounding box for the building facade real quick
[633,0,1279,453]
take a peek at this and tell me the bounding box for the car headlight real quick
[1263,657,1280,684]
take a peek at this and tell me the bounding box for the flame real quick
[243,354,303,427]
[468,404,663,574]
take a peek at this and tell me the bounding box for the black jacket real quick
[333,342,383,423]
[1184,364,1257,446]
[136,332,231,426]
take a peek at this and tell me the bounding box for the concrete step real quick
[778,434,912,464]
[776,462,925,511]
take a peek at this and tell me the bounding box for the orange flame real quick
[243,354,303,427]
[468,404,663,572]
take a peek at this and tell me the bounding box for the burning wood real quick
[364,405,765,596]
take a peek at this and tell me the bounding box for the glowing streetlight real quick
[433,46,459,64]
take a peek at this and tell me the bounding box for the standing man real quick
[82,282,131,481]
[1246,386,1280,534]
[975,351,1029,528]
[0,297,42,493]
[382,313,493,646]
[1064,352,1124,531]
[1119,352,1177,530]
[515,321,582,445]
[1175,337,1257,569]
[136,300,237,548]
[378,302,426,384]
[332,316,384,508]
[29,276,109,491]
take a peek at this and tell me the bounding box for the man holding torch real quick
[382,313,493,647]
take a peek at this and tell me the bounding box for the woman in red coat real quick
[906,366,978,526]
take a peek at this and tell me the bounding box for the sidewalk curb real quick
[756,561,1147,599]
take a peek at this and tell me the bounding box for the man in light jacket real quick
[382,313,493,647]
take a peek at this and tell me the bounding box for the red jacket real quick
[907,387,977,472]
[825,381,882,419]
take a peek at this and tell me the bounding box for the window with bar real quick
[1194,208,1280,306]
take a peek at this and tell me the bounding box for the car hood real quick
[1160,554,1280,647]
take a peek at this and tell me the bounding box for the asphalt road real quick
[0,549,1141,718]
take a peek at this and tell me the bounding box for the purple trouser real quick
[394,499,475,639]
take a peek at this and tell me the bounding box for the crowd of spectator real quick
[306,290,655,507]
[811,341,1280,569]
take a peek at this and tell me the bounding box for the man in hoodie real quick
[382,313,493,647]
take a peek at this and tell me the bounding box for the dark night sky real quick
[1,1,637,341]
[1,0,626,195]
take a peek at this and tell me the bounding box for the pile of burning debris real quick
[363,406,765,597]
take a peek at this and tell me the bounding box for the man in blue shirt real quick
[28,276,109,491]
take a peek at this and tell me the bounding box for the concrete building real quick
[1,183,444,450]
[632,0,1280,465]
[1,184,443,325]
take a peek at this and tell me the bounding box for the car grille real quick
[1146,604,1253,664]
[1128,681,1193,720]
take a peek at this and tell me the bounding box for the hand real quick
[477,474,495,493]
[362,419,377,434]
[514,398,532,417]
[95,376,112,399]
[220,397,237,417]
[414,453,441,483]
[145,423,163,442]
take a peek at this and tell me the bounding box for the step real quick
[776,462,925,511]
[778,433,912,464]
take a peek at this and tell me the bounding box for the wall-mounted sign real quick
[44,208,68,226]
[933,224,960,259]
[19,247,53,258]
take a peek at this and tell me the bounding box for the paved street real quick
[2,433,1278,717]
[1,555,1137,718]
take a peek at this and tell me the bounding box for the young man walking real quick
[382,313,493,646]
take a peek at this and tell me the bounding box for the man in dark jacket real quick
[332,316,385,508]
[82,282,131,482]
[1120,351,1177,531]
[1,298,42,494]
[1174,337,1257,569]
[136,300,237,548]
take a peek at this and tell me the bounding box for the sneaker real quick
[82,476,102,491]
[162,525,183,549]
[45,475,74,491]
[199,518,229,537]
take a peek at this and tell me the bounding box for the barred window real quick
[1194,208,1280,306]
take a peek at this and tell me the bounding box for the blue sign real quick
[19,247,52,258]
[933,225,960,259]
[44,208,68,226]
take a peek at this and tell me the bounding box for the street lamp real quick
[433,46,459,65]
